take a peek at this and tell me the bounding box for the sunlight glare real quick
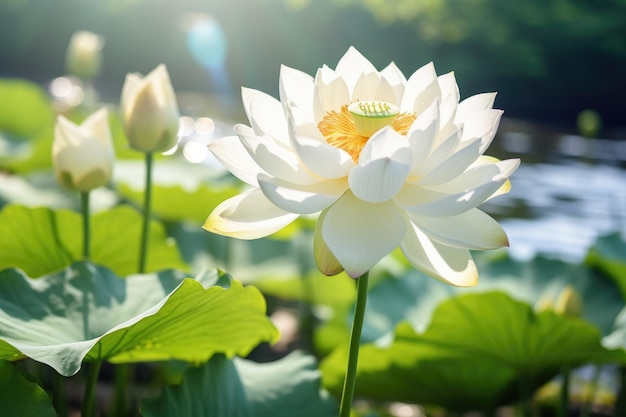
[185,14,226,70]
[183,140,208,163]
[49,76,84,106]
[194,117,215,136]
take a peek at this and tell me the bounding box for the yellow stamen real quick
[318,103,416,162]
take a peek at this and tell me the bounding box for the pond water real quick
[487,161,626,261]
[486,124,626,262]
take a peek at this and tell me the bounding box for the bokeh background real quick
[1,0,625,133]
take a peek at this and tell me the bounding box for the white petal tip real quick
[426,264,479,287]
[202,217,255,241]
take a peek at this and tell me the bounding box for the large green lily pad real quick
[0,204,187,277]
[0,360,56,417]
[119,181,238,224]
[320,291,624,412]
[474,252,624,334]
[142,351,338,417]
[316,251,624,356]
[0,263,279,376]
[114,159,239,224]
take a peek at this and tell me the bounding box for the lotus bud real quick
[554,286,583,318]
[577,109,601,138]
[52,108,114,192]
[120,64,180,152]
[314,209,344,276]
[535,293,555,313]
[65,31,104,79]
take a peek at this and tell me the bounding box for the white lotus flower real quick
[204,47,519,285]
[52,108,114,192]
[120,64,180,152]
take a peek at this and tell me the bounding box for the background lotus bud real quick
[52,108,114,192]
[65,31,104,79]
[534,293,555,313]
[577,109,602,138]
[554,286,583,318]
[120,64,180,153]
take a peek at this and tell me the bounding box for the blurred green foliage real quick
[0,0,624,131]
[335,0,626,131]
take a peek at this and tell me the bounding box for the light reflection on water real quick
[486,128,626,262]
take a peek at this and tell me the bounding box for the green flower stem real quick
[339,271,370,417]
[81,360,102,417]
[114,151,154,416]
[80,191,90,259]
[117,151,154,416]
[138,151,153,274]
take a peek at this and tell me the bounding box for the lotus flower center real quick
[318,100,415,162]
[347,101,400,136]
